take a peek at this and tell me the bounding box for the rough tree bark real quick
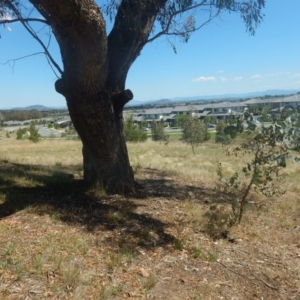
[28,0,166,194]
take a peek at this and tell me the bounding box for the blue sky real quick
[0,1,300,109]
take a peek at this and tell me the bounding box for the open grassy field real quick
[0,134,300,299]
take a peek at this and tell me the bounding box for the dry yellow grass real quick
[0,137,82,167]
[128,140,251,184]
[3,136,298,187]
[0,136,300,299]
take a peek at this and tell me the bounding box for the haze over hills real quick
[2,89,299,110]
[8,105,67,111]
[127,89,300,107]
[171,89,300,101]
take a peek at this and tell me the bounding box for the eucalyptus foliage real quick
[102,0,265,48]
[216,110,298,225]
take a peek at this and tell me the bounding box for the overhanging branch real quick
[147,10,219,43]
[147,1,219,43]
[4,2,63,76]
[0,17,49,25]
[107,0,168,89]
[146,0,265,43]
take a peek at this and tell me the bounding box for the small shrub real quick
[215,121,230,144]
[215,132,231,144]
[215,112,290,226]
[151,120,169,144]
[204,202,235,239]
[224,125,240,139]
[124,115,147,142]
[182,111,207,154]
[191,247,218,262]
[192,248,202,259]
[204,130,211,141]
[16,127,28,140]
[173,238,184,251]
[215,119,243,143]
[175,114,187,128]
[215,120,227,135]
[28,122,41,143]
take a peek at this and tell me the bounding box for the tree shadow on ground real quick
[0,160,180,249]
[0,160,236,250]
[138,168,214,203]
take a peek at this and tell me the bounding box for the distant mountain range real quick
[8,105,67,111]
[9,105,50,111]
[127,89,299,106]
[3,89,299,110]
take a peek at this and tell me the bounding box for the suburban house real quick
[3,94,300,131]
[54,117,72,128]
[124,94,300,127]
[243,94,300,110]
[124,102,247,127]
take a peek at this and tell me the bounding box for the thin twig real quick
[217,261,256,283]
[0,52,45,73]
[218,261,280,291]
[250,271,280,291]
[5,2,63,76]
[45,54,60,78]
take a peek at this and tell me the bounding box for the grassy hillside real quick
[0,136,299,299]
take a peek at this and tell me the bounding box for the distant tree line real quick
[0,110,50,122]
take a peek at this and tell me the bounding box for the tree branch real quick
[4,2,63,76]
[147,0,264,43]
[107,0,167,90]
[147,1,220,43]
[29,0,108,92]
[0,17,48,25]
[148,11,219,43]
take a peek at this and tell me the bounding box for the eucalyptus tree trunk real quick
[29,0,165,194]
[66,89,135,194]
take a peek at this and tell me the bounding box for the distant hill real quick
[5,105,68,111]
[4,89,299,110]
[126,100,145,106]
[127,89,299,107]
[170,89,299,102]
[10,105,52,111]
[147,98,172,105]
